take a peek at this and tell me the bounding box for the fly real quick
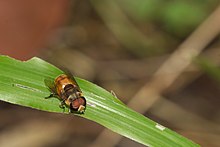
[45,73,86,113]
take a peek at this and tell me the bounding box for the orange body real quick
[55,74,79,99]
[52,74,86,113]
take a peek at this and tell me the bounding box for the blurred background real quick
[0,0,220,147]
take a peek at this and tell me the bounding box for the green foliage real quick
[118,0,161,21]
[0,55,199,147]
[196,57,220,82]
[115,0,210,38]
[162,1,207,37]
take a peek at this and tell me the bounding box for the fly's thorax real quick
[67,94,77,101]
[64,84,82,99]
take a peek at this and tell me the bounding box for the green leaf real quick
[196,57,220,83]
[0,55,199,147]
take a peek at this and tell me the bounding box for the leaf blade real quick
[0,55,199,147]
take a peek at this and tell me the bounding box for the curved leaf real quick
[0,55,199,147]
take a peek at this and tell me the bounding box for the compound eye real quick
[71,97,86,112]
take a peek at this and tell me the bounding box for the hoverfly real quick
[45,73,86,113]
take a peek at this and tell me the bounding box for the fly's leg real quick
[45,94,53,99]
[67,102,72,114]
[68,108,71,113]
[59,100,66,112]
[45,93,57,99]
[59,100,65,109]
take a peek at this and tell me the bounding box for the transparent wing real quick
[44,77,57,94]
[71,76,82,92]
[62,68,82,92]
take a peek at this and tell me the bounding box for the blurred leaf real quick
[118,0,161,21]
[196,57,220,82]
[162,1,207,37]
[0,55,199,147]
[90,0,165,56]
